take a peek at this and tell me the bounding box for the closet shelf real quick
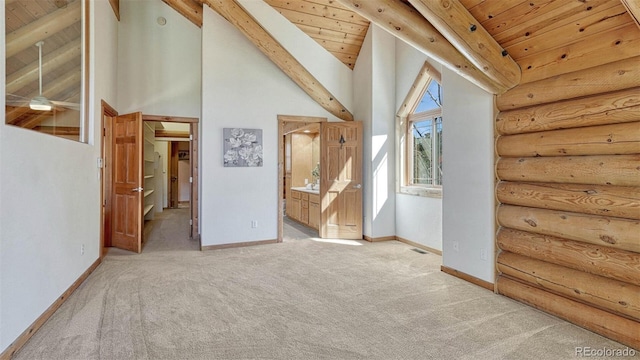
[144,189,154,198]
[143,204,154,216]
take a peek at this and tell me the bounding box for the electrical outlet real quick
[251,220,258,228]
[81,244,85,255]
[480,248,488,261]
[452,241,459,252]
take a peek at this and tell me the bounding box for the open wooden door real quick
[320,121,363,239]
[112,112,144,253]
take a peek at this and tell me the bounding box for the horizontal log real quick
[497,205,640,253]
[497,276,640,350]
[497,228,640,286]
[496,87,640,135]
[496,182,640,220]
[498,252,640,321]
[496,56,640,111]
[496,122,640,157]
[496,155,640,187]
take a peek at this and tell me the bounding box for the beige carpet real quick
[13,209,632,359]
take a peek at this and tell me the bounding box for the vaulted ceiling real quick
[5,0,640,133]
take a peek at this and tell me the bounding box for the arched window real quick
[397,62,443,196]
[407,78,442,186]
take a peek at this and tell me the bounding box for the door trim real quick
[142,114,200,243]
[277,115,327,243]
[100,100,118,259]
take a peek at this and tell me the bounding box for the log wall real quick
[495,52,640,349]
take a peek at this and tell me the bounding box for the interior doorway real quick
[100,111,200,255]
[168,141,191,209]
[277,115,326,242]
[143,115,199,243]
[278,116,364,242]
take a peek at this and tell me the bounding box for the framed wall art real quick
[223,128,263,167]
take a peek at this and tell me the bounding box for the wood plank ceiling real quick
[263,0,370,69]
[5,0,639,119]
[459,0,639,85]
[235,0,640,85]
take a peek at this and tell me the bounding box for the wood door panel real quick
[111,112,143,253]
[320,121,363,239]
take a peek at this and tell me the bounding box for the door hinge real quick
[189,219,193,225]
[189,135,193,140]
[103,127,106,137]
[190,176,193,183]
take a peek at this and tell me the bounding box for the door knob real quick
[353,184,362,189]
[132,187,144,192]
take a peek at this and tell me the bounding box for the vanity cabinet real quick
[289,190,301,221]
[308,194,320,230]
[288,189,320,230]
[300,192,309,224]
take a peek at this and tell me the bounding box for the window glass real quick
[5,0,87,142]
[407,79,442,187]
[414,80,442,113]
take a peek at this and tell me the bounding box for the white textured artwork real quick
[223,128,263,167]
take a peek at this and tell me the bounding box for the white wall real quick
[116,0,201,117]
[200,7,340,246]
[441,68,495,283]
[394,41,443,251]
[0,0,119,352]
[353,28,373,236]
[353,25,396,239]
[238,0,352,112]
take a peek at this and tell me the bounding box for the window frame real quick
[396,61,443,198]
[406,108,442,187]
[4,0,90,143]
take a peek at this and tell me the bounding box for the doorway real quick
[277,115,326,242]
[100,111,200,255]
[278,116,364,242]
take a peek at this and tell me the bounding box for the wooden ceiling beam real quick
[620,0,640,29]
[335,0,508,94]
[162,0,203,27]
[200,0,354,121]
[407,0,520,91]
[5,0,81,58]
[6,39,81,95]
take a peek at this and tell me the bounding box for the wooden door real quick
[112,112,143,253]
[320,121,363,239]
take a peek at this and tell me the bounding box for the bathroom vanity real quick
[287,187,320,230]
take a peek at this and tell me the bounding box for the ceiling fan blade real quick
[51,100,80,111]
[7,93,30,101]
